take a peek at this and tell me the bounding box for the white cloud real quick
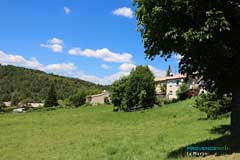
[76,64,165,85]
[119,63,136,72]
[0,51,42,68]
[148,65,166,77]
[44,63,76,72]
[0,50,76,74]
[113,7,133,18]
[68,48,132,63]
[49,38,64,44]
[77,71,130,85]
[64,6,71,15]
[101,64,110,70]
[40,38,64,53]
[105,72,130,83]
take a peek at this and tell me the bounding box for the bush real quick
[58,99,73,108]
[0,107,17,113]
[0,101,5,111]
[163,98,179,105]
[69,91,86,107]
[156,97,164,106]
[104,97,110,104]
[194,92,231,119]
[177,83,189,100]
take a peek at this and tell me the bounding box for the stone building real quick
[155,74,198,99]
[86,90,110,105]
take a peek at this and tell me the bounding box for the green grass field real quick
[0,99,238,160]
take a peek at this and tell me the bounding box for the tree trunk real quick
[231,89,240,137]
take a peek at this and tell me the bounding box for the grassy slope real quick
[0,99,238,160]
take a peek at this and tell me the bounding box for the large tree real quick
[111,76,129,111]
[134,0,240,136]
[125,66,156,109]
[111,66,156,111]
[44,84,58,107]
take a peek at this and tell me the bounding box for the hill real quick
[0,64,107,102]
[0,99,238,159]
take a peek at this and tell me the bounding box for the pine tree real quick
[44,84,58,107]
[11,91,20,107]
[166,65,172,76]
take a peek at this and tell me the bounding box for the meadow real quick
[0,99,239,160]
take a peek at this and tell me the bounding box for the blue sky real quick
[0,0,180,84]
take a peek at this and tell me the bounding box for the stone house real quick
[155,74,198,99]
[86,90,110,105]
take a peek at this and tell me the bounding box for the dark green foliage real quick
[0,65,105,102]
[134,0,240,135]
[0,100,5,111]
[194,92,231,119]
[163,98,179,105]
[104,97,110,104]
[111,66,156,111]
[58,99,73,108]
[160,83,166,95]
[125,66,156,109]
[166,65,172,76]
[69,91,87,107]
[134,0,239,93]
[176,83,189,100]
[44,85,58,107]
[111,76,129,111]
[11,91,20,106]
[0,107,15,113]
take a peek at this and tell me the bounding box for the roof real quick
[86,90,109,98]
[154,74,186,82]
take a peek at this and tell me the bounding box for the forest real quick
[0,64,107,102]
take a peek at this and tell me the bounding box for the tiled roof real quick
[154,74,186,82]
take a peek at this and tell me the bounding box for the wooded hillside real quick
[0,64,106,102]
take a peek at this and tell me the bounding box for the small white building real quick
[155,74,198,99]
[86,90,110,105]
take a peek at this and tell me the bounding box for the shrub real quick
[0,107,16,113]
[69,91,86,107]
[156,96,164,106]
[194,92,231,119]
[0,101,5,112]
[163,98,179,105]
[58,99,73,108]
[177,83,189,100]
[104,97,110,104]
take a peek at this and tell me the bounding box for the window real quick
[169,91,173,95]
